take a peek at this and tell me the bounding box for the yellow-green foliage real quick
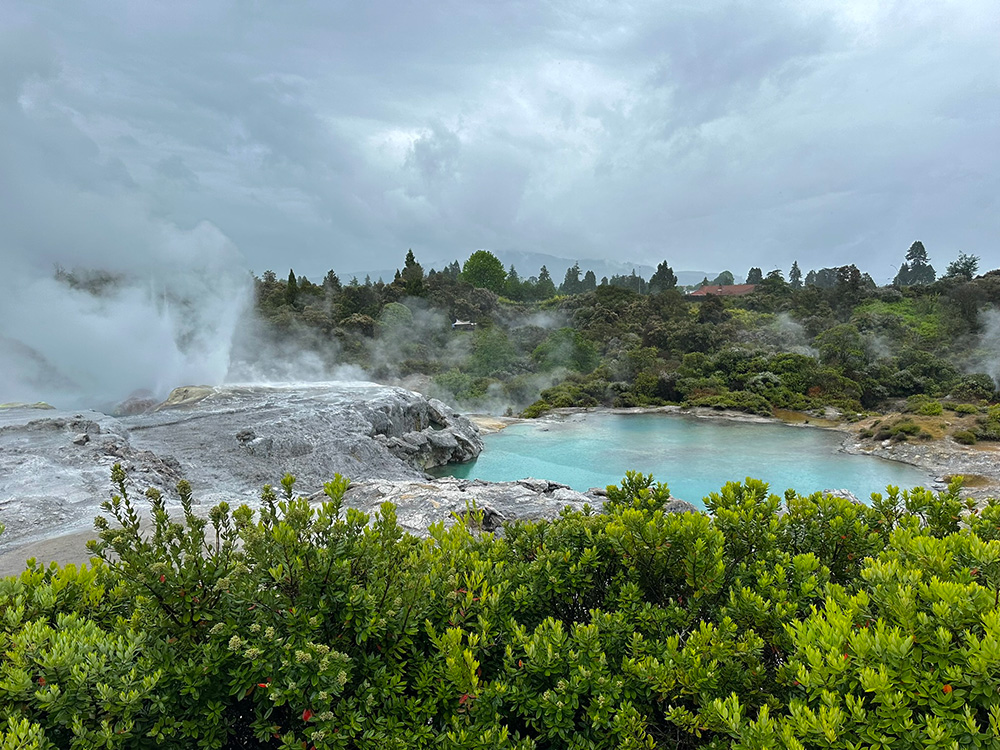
[853,297,944,344]
[0,718,50,750]
[0,468,995,749]
[694,528,1000,749]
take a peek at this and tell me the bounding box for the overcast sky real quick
[2,0,998,284]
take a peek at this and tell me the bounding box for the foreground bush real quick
[0,468,997,748]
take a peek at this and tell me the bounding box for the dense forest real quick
[245,243,1000,439]
[2,468,1000,749]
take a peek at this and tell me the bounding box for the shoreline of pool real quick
[468,406,1000,504]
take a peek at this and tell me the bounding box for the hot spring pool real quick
[435,412,933,508]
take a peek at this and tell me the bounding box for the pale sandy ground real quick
[0,528,98,577]
[468,415,519,434]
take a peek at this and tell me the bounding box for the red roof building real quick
[687,284,757,297]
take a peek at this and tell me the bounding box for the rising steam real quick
[0,222,251,410]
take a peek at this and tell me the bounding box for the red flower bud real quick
[159,575,166,583]
[943,684,953,694]
[302,709,313,722]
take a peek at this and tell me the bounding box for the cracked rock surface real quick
[0,382,483,551]
[338,477,697,537]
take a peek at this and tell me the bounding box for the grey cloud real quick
[3,0,999,283]
[0,23,57,100]
[155,155,198,187]
[407,124,462,183]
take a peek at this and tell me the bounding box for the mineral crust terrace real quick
[0,382,622,561]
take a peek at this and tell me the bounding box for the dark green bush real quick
[974,405,1000,441]
[951,372,997,402]
[953,429,978,445]
[683,391,773,416]
[520,400,551,418]
[874,419,922,441]
[906,395,943,415]
[433,369,493,402]
[951,402,980,415]
[0,469,991,749]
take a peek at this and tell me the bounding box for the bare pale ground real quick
[468,414,518,434]
[0,528,98,577]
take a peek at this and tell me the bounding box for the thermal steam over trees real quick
[239,239,997,427]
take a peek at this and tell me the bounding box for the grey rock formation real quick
[823,489,862,504]
[154,385,215,410]
[0,382,484,552]
[336,478,701,537]
[0,382,709,568]
[0,407,177,548]
[338,477,603,535]
[112,389,159,416]
[663,498,699,514]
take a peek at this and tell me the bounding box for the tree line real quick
[245,240,998,431]
[265,240,981,316]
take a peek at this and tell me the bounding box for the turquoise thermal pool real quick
[437,412,933,507]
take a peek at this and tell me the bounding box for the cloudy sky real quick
[2,0,998,284]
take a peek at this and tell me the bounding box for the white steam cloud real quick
[0,24,252,410]
[0,223,251,409]
[966,309,1000,387]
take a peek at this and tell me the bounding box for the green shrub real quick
[974,405,1000,441]
[691,527,1000,750]
[683,390,773,416]
[535,380,601,409]
[531,327,600,373]
[953,429,978,445]
[0,718,49,750]
[950,402,980,415]
[874,419,922,441]
[433,369,493,402]
[904,393,943,415]
[918,399,943,415]
[521,400,551,418]
[0,467,992,749]
[951,372,997,402]
[892,420,920,435]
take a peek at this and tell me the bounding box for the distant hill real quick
[469,250,657,286]
[342,249,715,290]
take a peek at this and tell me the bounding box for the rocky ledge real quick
[334,478,698,536]
[841,434,1000,502]
[0,383,709,572]
[0,382,485,551]
[340,478,592,535]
